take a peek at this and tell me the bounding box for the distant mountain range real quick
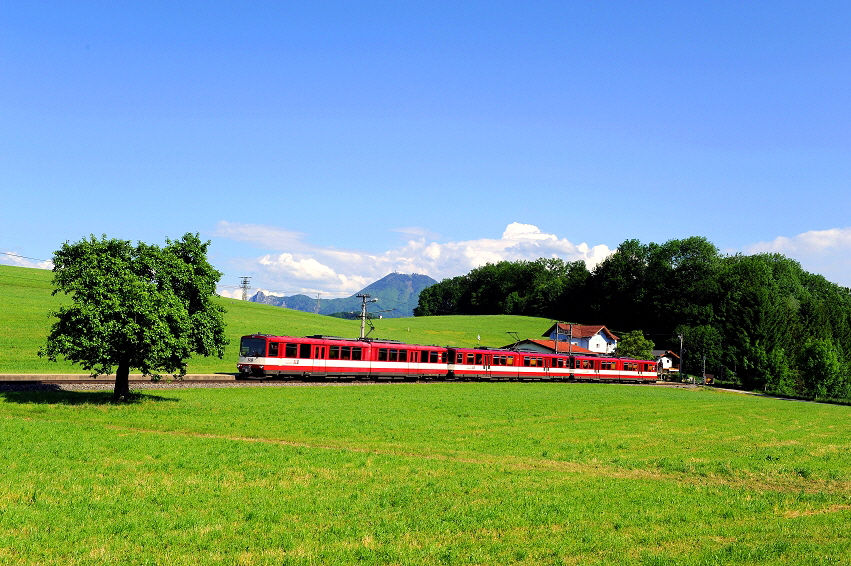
[249,273,437,318]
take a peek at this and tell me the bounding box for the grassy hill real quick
[0,265,552,374]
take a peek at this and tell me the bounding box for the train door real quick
[312,344,327,376]
[474,352,490,380]
[404,349,417,378]
[483,354,494,380]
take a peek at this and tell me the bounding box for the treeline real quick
[414,237,851,400]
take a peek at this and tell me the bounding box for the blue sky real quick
[2,1,849,297]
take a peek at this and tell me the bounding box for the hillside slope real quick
[0,265,551,374]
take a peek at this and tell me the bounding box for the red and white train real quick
[237,334,659,383]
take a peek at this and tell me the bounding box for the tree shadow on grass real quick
[0,384,178,405]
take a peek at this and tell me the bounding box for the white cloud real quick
[745,227,851,255]
[215,221,614,296]
[744,227,851,287]
[392,226,440,240]
[213,221,310,251]
[216,288,244,300]
[0,252,53,270]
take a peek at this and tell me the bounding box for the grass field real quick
[0,265,550,374]
[1,383,850,564]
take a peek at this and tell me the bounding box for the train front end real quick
[237,334,270,378]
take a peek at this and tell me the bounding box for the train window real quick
[352,347,362,361]
[268,342,279,357]
[299,344,311,359]
[388,349,398,362]
[285,343,298,358]
[475,353,483,365]
[506,356,515,366]
[240,337,266,357]
[466,353,475,364]
[456,353,462,364]
[340,346,350,360]
[329,346,340,359]
[400,350,408,362]
[378,349,388,361]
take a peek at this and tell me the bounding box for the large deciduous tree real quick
[40,233,228,401]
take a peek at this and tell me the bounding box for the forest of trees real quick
[414,236,851,401]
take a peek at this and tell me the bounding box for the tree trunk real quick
[113,355,132,402]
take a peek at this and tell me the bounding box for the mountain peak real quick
[249,273,437,317]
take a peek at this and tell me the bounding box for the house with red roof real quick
[541,323,619,354]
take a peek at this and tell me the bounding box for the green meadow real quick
[1,383,850,564]
[4,264,850,564]
[0,264,549,374]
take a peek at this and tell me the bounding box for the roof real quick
[543,323,620,342]
[502,339,596,355]
[652,349,680,360]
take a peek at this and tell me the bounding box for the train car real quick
[447,348,579,381]
[515,350,572,381]
[570,354,658,382]
[368,341,449,380]
[237,334,449,380]
[238,334,365,379]
[447,348,521,380]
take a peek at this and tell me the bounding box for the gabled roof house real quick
[541,323,619,354]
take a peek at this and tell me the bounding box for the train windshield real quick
[240,337,266,357]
